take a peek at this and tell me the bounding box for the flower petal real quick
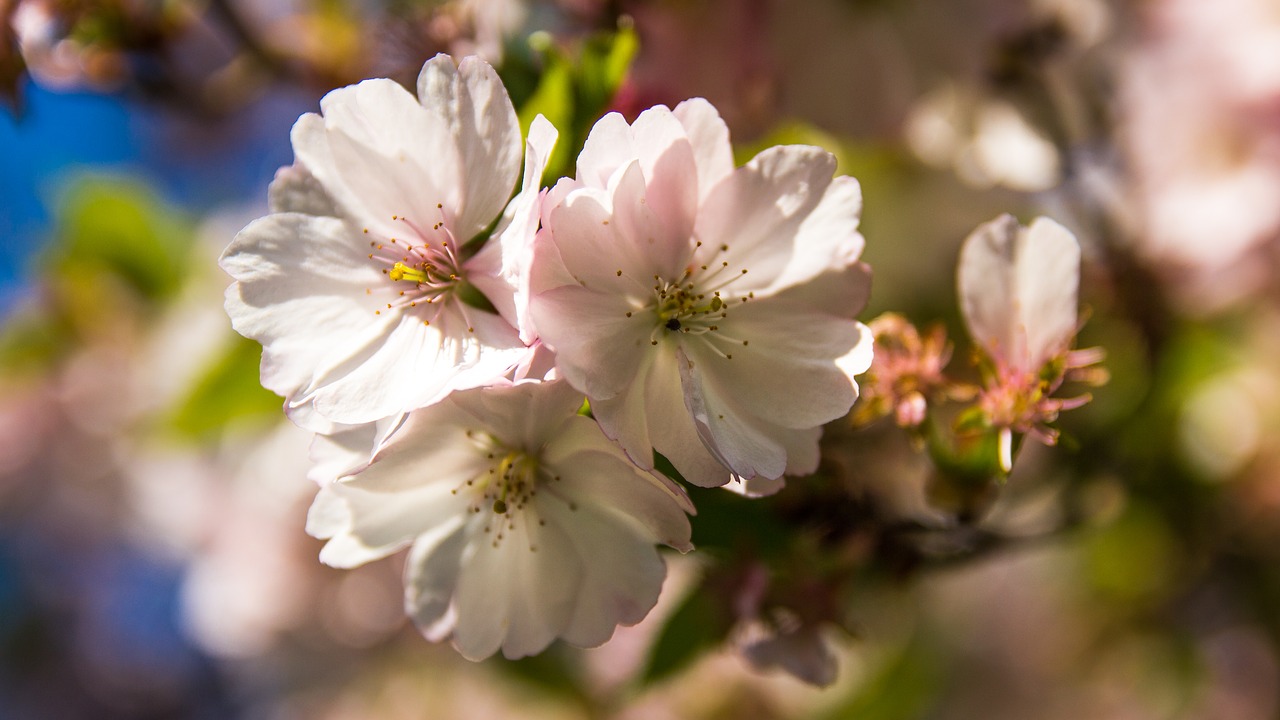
[673,98,735,202]
[292,80,461,240]
[545,445,693,552]
[404,520,470,641]
[221,213,396,418]
[958,214,1080,370]
[693,302,861,430]
[467,114,560,342]
[537,496,668,648]
[530,284,650,400]
[267,162,338,217]
[575,112,639,190]
[308,303,526,425]
[764,175,865,295]
[308,482,470,568]
[628,106,699,259]
[692,144,838,294]
[416,54,523,239]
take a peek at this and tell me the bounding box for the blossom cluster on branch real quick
[220,53,1096,674]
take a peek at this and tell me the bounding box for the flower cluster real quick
[221,54,874,660]
[856,214,1104,476]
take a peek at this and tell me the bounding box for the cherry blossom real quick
[221,54,554,430]
[306,380,694,661]
[530,99,873,489]
[957,214,1100,468]
[958,214,1080,377]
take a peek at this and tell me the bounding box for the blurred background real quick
[3,0,1280,718]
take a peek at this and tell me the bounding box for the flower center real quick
[654,281,725,331]
[453,431,561,550]
[622,242,756,357]
[363,206,465,323]
[484,449,541,515]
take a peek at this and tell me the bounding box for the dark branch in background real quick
[205,0,290,80]
[0,0,25,113]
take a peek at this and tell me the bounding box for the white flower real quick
[306,380,694,661]
[529,99,873,489]
[958,214,1091,470]
[957,214,1080,375]
[221,54,555,430]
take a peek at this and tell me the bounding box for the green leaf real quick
[517,46,576,184]
[515,23,640,185]
[638,580,733,687]
[0,306,68,375]
[574,21,638,128]
[44,176,191,303]
[493,646,590,705]
[819,632,943,720]
[165,335,282,441]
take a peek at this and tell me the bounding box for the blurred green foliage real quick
[0,177,191,374]
[506,23,639,184]
[165,334,283,442]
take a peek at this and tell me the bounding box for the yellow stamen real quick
[389,262,429,284]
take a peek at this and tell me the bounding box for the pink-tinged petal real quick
[693,302,861,430]
[308,482,469,568]
[468,115,559,341]
[538,496,668,648]
[546,166,679,291]
[546,446,694,552]
[404,522,470,641]
[588,357,658,470]
[267,163,337,217]
[643,348,733,488]
[673,98,734,202]
[310,309,525,425]
[764,175,865,295]
[416,55,523,239]
[462,239,516,328]
[449,380,583,450]
[529,284,650,400]
[693,145,838,293]
[575,112,639,189]
[540,175,579,228]
[958,214,1080,370]
[221,214,396,410]
[629,106,699,255]
[527,224,577,299]
[293,79,461,240]
[610,153,696,282]
[762,262,872,320]
[678,350,787,480]
[511,341,558,382]
[543,413,695,514]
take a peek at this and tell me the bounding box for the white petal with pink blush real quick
[530,99,873,490]
[221,54,555,431]
[957,214,1081,374]
[305,380,693,661]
